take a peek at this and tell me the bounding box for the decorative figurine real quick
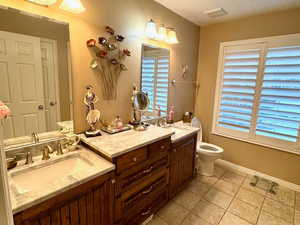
[84,85,101,137]
[129,84,140,125]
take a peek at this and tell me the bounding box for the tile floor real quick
[149,166,300,225]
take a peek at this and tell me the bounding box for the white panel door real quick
[0,31,46,139]
[40,39,60,131]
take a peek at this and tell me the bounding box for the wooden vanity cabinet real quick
[112,137,171,225]
[13,172,115,225]
[169,134,197,199]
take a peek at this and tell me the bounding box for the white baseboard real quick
[216,159,300,192]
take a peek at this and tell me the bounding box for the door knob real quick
[50,101,57,106]
[38,105,44,110]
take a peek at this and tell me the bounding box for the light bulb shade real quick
[167,29,179,44]
[145,19,157,40]
[26,0,56,6]
[59,0,85,13]
[157,25,167,41]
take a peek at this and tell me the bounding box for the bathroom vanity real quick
[9,124,199,225]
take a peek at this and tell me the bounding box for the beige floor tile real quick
[181,213,212,225]
[192,200,225,225]
[262,198,294,223]
[148,216,169,225]
[214,179,240,196]
[222,171,246,185]
[158,201,189,225]
[219,212,252,225]
[204,187,233,209]
[213,166,226,178]
[236,187,265,208]
[196,175,218,186]
[266,186,295,207]
[295,210,300,225]
[228,198,260,224]
[257,211,292,225]
[173,189,202,210]
[185,180,211,196]
[242,177,268,196]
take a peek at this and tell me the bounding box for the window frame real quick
[212,33,300,155]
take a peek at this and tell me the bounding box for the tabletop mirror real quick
[0,8,73,149]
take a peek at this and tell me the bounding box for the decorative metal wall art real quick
[87,26,131,100]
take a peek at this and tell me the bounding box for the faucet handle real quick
[41,145,52,160]
[15,151,34,165]
[56,143,64,155]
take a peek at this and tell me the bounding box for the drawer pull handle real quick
[143,166,153,174]
[160,145,165,149]
[141,209,151,216]
[132,157,137,162]
[173,148,177,152]
[142,186,153,195]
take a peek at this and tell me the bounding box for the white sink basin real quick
[9,149,114,198]
[11,153,93,193]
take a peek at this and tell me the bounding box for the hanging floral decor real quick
[87,26,131,100]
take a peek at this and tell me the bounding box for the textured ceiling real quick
[154,0,300,25]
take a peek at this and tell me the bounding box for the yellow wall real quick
[195,8,300,185]
[0,0,200,132]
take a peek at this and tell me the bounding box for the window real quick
[141,47,169,114]
[213,34,300,154]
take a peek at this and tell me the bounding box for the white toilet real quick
[192,118,224,176]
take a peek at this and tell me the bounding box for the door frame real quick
[0,120,14,225]
[40,38,61,124]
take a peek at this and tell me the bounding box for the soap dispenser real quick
[167,106,175,124]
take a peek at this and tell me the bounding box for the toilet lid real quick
[197,142,223,154]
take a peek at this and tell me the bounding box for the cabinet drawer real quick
[148,138,171,159]
[123,171,168,211]
[116,147,147,173]
[123,190,168,225]
[117,156,168,195]
[114,169,168,222]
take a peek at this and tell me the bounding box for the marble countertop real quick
[9,146,115,214]
[170,121,200,142]
[81,122,200,158]
[80,126,175,158]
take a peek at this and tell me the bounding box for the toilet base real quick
[198,154,220,177]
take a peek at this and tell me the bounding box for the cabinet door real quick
[169,137,196,198]
[14,177,114,225]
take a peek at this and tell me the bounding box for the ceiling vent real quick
[204,8,228,18]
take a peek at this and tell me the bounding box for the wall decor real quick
[87,26,131,100]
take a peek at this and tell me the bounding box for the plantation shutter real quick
[256,44,300,142]
[141,56,156,111]
[141,55,169,114]
[216,45,263,134]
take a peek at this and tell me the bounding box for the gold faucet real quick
[41,145,53,160]
[32,132,39,143]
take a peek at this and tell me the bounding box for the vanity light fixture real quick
[145,19,158,40]
[157,24,168,41]
[167,28,179,44]
[25,0,56,6]
[59,0,85,13]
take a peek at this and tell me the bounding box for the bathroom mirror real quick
[0,8,73,148]
[140,44,170,115]
[133,91,149,111]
